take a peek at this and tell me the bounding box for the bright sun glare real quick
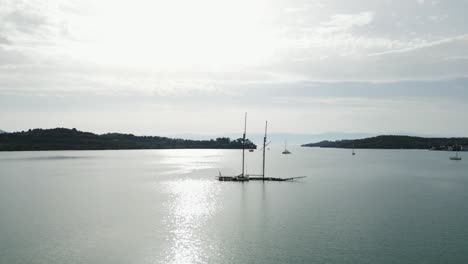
[67,0,277,70]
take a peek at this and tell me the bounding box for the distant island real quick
[302,135,468,151]
[0,128,257,151]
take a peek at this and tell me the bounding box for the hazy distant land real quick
[302,135,468,151]
[3,129,467,152]
[0,128,256,151]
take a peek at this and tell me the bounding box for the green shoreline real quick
[0,128,257,152]
[302,135,468,151]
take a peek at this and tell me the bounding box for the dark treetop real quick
[302,135,468,150]
[0,128,257,151]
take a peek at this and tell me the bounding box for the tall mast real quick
[241,112,247,177]
[262,121,268,180]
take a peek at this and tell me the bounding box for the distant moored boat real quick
[450,149,462,161]
[282,139,291,155]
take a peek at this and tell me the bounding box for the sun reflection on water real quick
[161,179,221,264]
[157,150,222,175]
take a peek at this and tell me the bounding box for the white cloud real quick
[1,0,468,134]
[367,35,468,57]
[317,12,375,34]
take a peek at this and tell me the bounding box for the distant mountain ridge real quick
[172,132,377,145]
[0,128,256,151]
[0,129,6,134]
[302,135,468,150]
[171,131,454,146]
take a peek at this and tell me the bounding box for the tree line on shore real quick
[0,128,257,151]
[302,135,468,150]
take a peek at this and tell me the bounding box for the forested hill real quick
[0,128,257,151]
[301,135,468,150]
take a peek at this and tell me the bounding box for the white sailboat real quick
[450,146,462,161]
[282,139,291,155]
[352,144,356,155]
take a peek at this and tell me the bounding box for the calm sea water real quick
[0,147,467,264]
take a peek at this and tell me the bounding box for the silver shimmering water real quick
[1,147,467,264]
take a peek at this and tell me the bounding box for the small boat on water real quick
[249,149,254,152]
[450,150,462,161]
[282,139,291,155]
[352,145,356,155]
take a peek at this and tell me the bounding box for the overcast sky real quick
[1,0,468,136]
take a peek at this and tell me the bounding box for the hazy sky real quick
[1,0,468,136]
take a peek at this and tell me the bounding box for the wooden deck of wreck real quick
[218,176,302,182]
